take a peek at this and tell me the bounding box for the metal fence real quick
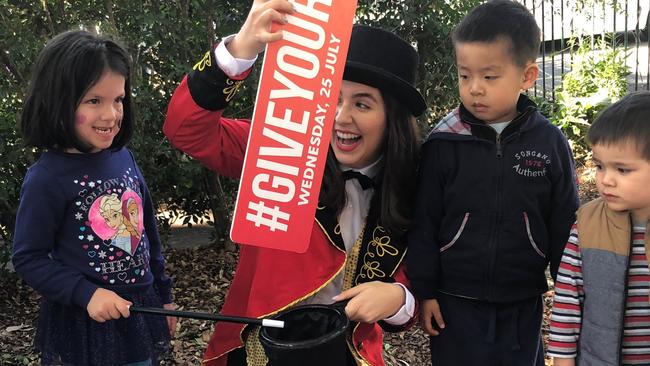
[517,0,649,100]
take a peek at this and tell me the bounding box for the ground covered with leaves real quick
[0,169,598,365]
[0,246,233,365]
[0,236,556,366]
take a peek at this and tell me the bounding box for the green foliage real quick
[0,0,473,265]
[0,0,253,262]
[356,0,481,127]
[571,0,612,13]
[539,36,629,162]
[0,1,40,264]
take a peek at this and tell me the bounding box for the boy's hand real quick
[333,281,405,323]
[421,298,445,336]
[228,0,295,59]
[553,357,576,366]
[86,288,132,322]
[163,303,178,336]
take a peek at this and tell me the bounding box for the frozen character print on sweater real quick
[75,168,149,285]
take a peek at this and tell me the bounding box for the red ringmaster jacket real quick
[163,47,415,366]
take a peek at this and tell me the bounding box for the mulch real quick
[0,238,554,366]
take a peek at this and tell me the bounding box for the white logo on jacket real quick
[512,150,550,177]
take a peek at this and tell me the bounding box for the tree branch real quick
[104,0,114,25]
[0,44,24,85]
[41,0,56,35]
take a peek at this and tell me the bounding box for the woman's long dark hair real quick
[319,90,420,234]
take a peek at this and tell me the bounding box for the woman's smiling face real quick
[331,80,387,169]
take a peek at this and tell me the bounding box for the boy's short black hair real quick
[587,91,650,161]
[20,29,133,152]
[452,0,541,67]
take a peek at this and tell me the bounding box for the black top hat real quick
[344,25,427,117]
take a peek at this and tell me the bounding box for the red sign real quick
[230,0,358,252]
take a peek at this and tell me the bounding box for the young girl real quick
[12,30,176,366]
[163,1,425,365]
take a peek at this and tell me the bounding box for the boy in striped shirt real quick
[549,91,650,365]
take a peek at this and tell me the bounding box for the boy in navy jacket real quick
[407,1,579,365]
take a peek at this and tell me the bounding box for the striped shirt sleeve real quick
[548,222,583,359]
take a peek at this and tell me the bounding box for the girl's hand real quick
[86,288,132,323]
[333,281,405,323]
[228,0,295,59]
[163,303,178,336]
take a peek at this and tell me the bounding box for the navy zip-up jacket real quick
[407,95,579,302]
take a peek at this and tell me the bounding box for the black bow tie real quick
[342,170,375,190]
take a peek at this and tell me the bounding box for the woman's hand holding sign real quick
[228,0,295,59]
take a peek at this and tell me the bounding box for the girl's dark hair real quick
[587,91,650,160]
[20,29,133,152]
[319,91,420,234]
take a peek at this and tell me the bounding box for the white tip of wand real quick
[262,319,285,328]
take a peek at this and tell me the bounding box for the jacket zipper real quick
[496,133,503,158]
[487,133,504,300]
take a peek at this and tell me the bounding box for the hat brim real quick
[344,62,427,117]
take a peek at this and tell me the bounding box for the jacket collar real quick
[577,198,648,256]
[427,94,538,142]
[460,94,537,139]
